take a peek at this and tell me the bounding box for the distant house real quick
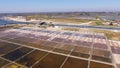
[116,20,120,24]
[105,21,118,26]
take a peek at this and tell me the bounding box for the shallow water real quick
[0,19,29,26]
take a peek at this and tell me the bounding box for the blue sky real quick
[0,0,120,13]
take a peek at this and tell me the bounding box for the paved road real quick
[55,24,120,30]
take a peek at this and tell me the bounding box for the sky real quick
[0,0,120,13]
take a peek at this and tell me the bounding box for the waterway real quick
[0,18,29,26]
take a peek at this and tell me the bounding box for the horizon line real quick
[1,11,120,14]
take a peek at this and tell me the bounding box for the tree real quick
[95,16,100,20]
[109,22,113,26]
[49,22,55,27]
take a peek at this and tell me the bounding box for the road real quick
[55,23,120,30]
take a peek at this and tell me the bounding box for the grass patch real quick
[26,15,92,24]
[95,21,103,25]
[90,20,104,26]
